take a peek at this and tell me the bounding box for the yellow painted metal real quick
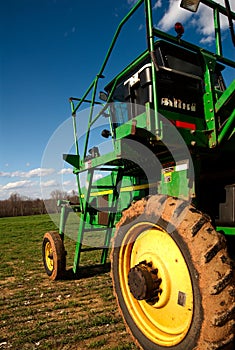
[85,182,158,198]
[45,241,54,272]
[119,222,193,347]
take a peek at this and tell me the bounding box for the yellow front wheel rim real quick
[119,222,193,347]
[45,241,54,272]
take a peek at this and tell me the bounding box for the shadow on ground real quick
[64,262,111,280]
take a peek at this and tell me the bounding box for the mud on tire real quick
[111,195,235,350]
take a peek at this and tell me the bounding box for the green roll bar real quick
[69,0,235,163]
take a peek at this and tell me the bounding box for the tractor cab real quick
[104,39,226,136]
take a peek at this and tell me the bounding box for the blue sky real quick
[0,0,234,200]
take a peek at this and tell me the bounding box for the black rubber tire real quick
[42,231,66,280]
[111,195,235,350]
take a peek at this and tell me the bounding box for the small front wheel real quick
[42,231,66,280]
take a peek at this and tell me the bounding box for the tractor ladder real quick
[71,166,123,275]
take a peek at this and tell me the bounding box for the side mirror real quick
[180,0,200,12]
[99,91,108,102]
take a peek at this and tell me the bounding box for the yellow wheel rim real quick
[119,222,193,347]
[45,241,54,272]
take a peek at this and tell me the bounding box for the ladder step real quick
[83,227,107,232]
[97,167,120,172]
[86,206,118,213]
[80,246,109,252]
[91,185,115,189]
[97,207,116,212]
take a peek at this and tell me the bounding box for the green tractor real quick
[42,0,235,349]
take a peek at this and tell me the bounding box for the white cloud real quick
[158,0,192,31]
[58,168,73,175]
[0,168,55,178]
[11,171,24,177]
[191,2,232,44]
[127,0,162,11]
[27,168,55,178]
[41,180,58,188]
[0,172,10,177]
[62,180,77,191]
[127,0,138,5]
[199,35,214,45]
[93,173,105,182]
[0,179,45,200]
[153,0,162,10]
[2,180,32,190]
[0,167,70,200]
[214,0,234,11]
[157,0,233,44]
[62,180,72,186]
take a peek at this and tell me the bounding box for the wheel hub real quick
[128,260,162,303]
[45,242,54,270]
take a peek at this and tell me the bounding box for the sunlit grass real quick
[0,214,138,350]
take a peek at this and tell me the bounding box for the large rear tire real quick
[111,195,234,350]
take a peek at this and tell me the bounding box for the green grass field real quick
[0,214,138,350]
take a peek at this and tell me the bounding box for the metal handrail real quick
[70,0,145,160]
[70,0,235,161]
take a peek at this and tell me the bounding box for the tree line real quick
[0,190,79,218]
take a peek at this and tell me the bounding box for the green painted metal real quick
[60,0,235,274]
[71,167,124,274]
[216,226,235,236]
[100,168,123,264]
[145,0,161,137]
[159,166,193,201]
[69,0,144,119]
[218,109,235,145]
[73,168,94,273]
[82,76,100,160]
[151,27,235,69]
[63,154,80,169]
[215,80,235,114]
[215,80,235,145]
[201,52,218,148]
[58,200,70,240]
[67,0,235,165]
[214,7,222,56]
